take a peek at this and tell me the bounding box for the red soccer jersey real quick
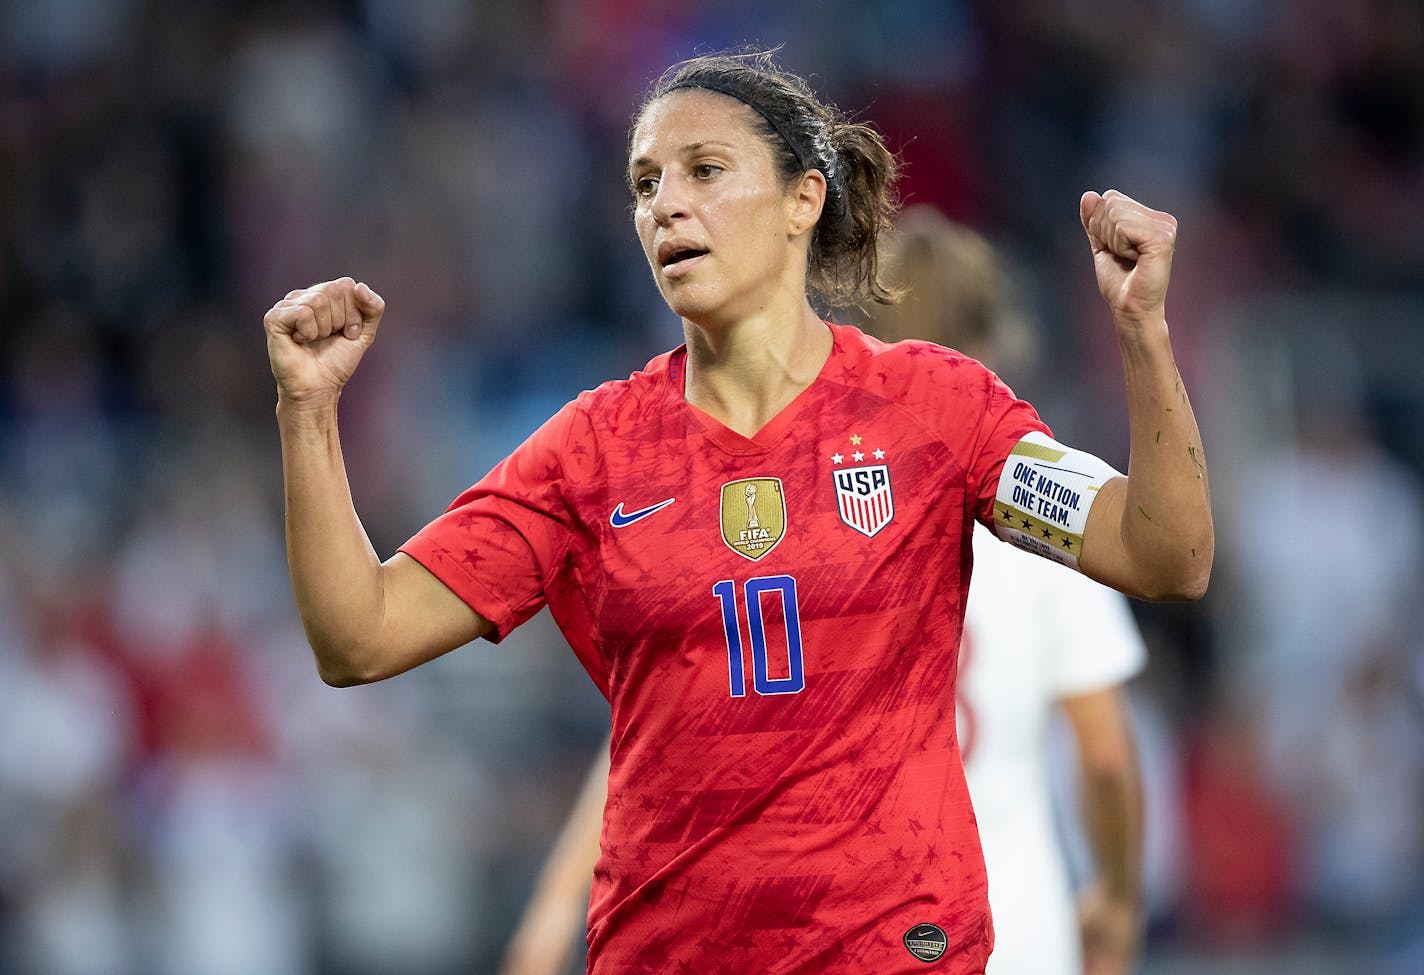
[401,323,1050,974]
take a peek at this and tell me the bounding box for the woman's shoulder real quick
[831,321,998,394]
[562,346,683,426]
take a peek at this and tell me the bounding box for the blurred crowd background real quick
[2,1,1422,973]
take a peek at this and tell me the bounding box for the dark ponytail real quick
[640,48,903,308]
[816,119,902,306]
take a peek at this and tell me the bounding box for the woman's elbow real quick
[1138,539,1214,602]
[1165,562,1212,602]
[317,663,378,688]
[311,637,390,687]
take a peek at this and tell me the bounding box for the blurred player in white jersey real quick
[956,531,1146,975]
[499,204,1149,975]
[871,205,1147,975]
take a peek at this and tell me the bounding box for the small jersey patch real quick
[903,922,948,963]
[833,463,894,537]
[993,431,1122,570]
[720,478,786,561]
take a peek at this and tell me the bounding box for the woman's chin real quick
[661,288,720,325]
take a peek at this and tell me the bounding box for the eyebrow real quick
[629,140,739,174]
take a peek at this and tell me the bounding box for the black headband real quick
[665,80,813,173]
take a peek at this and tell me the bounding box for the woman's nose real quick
[650,175,687,224]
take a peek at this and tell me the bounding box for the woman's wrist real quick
[276,388,341,422]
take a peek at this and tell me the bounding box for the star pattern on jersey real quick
[729,931,757,952]
[830,433,887,465]
[929,519,958,546]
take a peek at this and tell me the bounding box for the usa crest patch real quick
[833,464,894,537]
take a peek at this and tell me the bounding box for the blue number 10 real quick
[712,575,805,698]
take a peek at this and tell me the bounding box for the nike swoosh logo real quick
[609,497,677,528]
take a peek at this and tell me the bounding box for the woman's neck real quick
[682,301,833,439]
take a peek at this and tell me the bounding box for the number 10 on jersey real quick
[712,575,806,697]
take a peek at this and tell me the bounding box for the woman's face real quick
[629,89,804,326]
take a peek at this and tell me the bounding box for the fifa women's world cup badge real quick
[720,478,786,561]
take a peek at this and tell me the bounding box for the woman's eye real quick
[634,176,658,198]
[694,164,721,179]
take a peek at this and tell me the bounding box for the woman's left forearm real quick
[1112,315,1213,599]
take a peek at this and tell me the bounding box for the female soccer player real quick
[498,206,1153,975]
[263,49,1211,975]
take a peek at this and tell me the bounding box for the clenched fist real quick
[1079,190,1177,328]
[263,277,385,405]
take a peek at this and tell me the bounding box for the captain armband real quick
[992,431,1123,570]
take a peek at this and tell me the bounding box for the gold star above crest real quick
[849,434,863,446]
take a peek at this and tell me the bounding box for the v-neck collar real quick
[669,322,841,455]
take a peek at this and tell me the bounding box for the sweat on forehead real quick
[634,85,812,175]
[667,82,811,171]
[629,90,766,164]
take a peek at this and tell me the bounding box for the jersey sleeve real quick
[948,353,1127,572]
[1045,570,1148,695]
[960,363,1052,529]
[398,402,579,642]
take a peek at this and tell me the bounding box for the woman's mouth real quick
[658,243,709,277]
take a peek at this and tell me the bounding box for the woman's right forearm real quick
[276,393,389,685]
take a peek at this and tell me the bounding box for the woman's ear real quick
[787,169,827,238]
